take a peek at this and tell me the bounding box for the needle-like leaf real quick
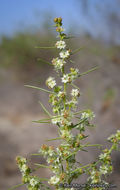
[39,101,52,117]
[25,85,55,94]
[78,66,100,77]
[37,58,52,66]
[35,46,55,49]
[8,183,24,190]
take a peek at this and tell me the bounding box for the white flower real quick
[99,165,108,175]
[30,178,39,187]
[52,58,66,70]
[71,89,80,97]
[70,68,79,80]
[65,100,78,107]
[51,117,61,124]
[48,148,54,157]
[99,153,107,160]
[56,147,62,156]
[21,164,27,173]
[46,77,56,88]
[20,157,26,163]
[58,91,66,98]
[61,129,73,139]
[59,50,70,59]
[55,40,66,49]
[61,74,70,83]
[107,134,115,141]
[81,110,95,120]
[48,176,60,185]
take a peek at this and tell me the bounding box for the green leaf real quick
[37,58,52,66]
[45,137,62,141]
[71,47,84,55]
[24,85,55,94]
[64,35,76,39]
[39,178,49,181]
[8,183,24,190]
[78,66,100,77]
[39,101,52,117]
[32,120,51,124]
[35,46,55,49]
[84,143,103,148]
[71,164,91,174]
[32,115,62,123]
[69,118,87,129]
[34,163,50,169]
[70,83,80,89]
[31,153,41,156]
[70,60,75,63]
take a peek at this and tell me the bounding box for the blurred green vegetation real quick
[0,28,120,83]
[0,31,58,80]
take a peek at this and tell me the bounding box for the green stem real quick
[71,164,91,174]
[25,85,55,94]
[8,183,24,190]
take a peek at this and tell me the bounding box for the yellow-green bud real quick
[58,17,62,23]
[54,17,58,23]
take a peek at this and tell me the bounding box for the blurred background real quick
[0,0,120,189]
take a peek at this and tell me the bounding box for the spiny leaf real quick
[84,143,103,147]
[71,47,84,55]
[39,101,52,117]
[35,46,55,49]
[25,85,55,94]
[69,118,87,129]
[37,58,52,66]
[45,137,62,141]
[8,183,24,190]
[71,164,91,174]
[32,120,51,124]
[70,60,75,64]
[70,83,80,89]
[31,153,41,156]
[39,177,49,181]
[78,66,100,77]
[34,163,50,169]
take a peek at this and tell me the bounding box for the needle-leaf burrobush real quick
[10,17,120,190]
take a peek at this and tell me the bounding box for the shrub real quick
[10,17,120,190]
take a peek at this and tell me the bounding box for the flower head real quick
[61,74,71,83]
[55,40,66,49]
[59,50,70,59]
[52,58,66,70]
[48,176,60,185]
[46,77,56,88]
[30,178,39,187]
[81,110,95,120]
[71,89,80,97]
[21,164,28,173]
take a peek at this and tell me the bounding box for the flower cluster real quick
[16,156,42,190]
[15,17,120,190]
[71,89,80,97]
[52,57,66,70]
[46,77,56,88]
[55,40,66,49]
[107,130,120,143]
[61,68,79,84]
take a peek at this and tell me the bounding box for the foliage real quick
[10,17,120,190]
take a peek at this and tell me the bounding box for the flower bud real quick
[54,17,58,23]
[41,144,48,150]
[22,176,29,184]
[103,148,109,153]
[58,17,62,23]
[60,173,65,180]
